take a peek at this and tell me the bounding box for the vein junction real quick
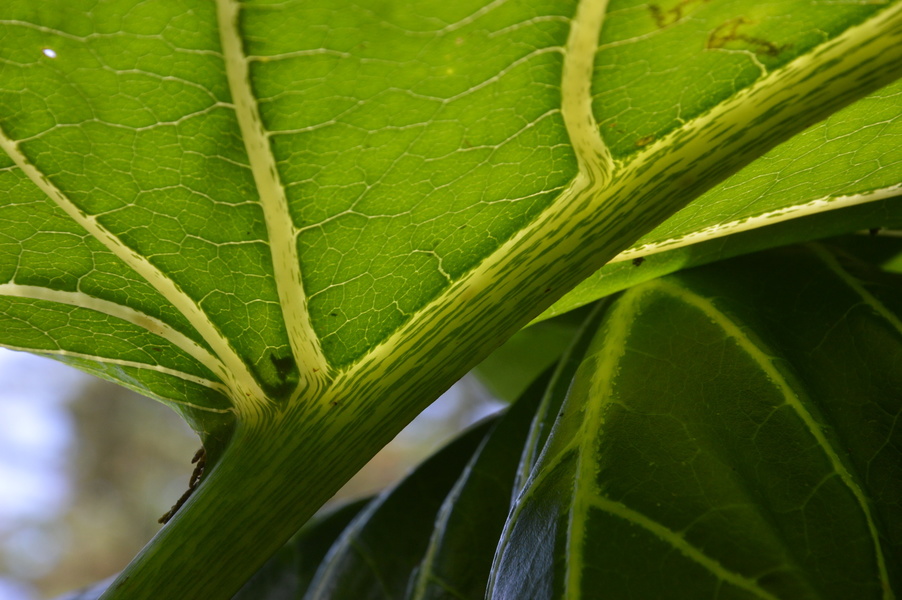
[216,0,330,400]
[0,125,267,415]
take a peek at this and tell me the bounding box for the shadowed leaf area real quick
[80,241,894,600]
[156,241,898,600]
[493,242,902,599]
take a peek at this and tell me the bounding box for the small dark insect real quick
[158,447,206,524]
[632,257,645,267]
[869,227,882,236]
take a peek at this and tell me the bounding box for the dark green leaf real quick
[303,419,495,600]
[408,369,551,600]
[492,244,902,599]
[233,498,372,600]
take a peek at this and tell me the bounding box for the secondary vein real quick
[0,127,267,414]
[561,0,614,190]
[588,496,781,600]
[0,284,225,378]
[655,278,892,598]
[215,0,330,400]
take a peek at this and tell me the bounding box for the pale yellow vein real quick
[0,283,225,378]
[808,242,902,336]
[1,343,233,404]
[614,185,902,263]
[655,278,891,598]
[0,125,267,415]
[588,496,781,600]
[215,0,330,401]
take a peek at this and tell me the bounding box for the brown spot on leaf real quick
[707,17,789,57]
[635,135,655,148]
[649,0,710,28]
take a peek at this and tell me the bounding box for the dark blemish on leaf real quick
[329,400,339,406]
[158,448,206,524]
[269,353,295,381]
[635,135,655,148]
[632,257,645,267]
[869,227,882,236]
[707,17,790,57]
[649,0,710,28]
[544,288,551,293]
[330,312,338,316]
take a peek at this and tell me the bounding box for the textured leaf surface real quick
[3,1,902,598]
[2,1,900,423]
[540,77,902,320]
[492,244,902,599]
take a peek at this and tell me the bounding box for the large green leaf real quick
[491,244,902,598]
[540,76,902,321]
[160,241,902,600]
[2,1,902,598]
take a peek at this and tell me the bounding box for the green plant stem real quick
[99,5,902,599]
[99,404,374,598]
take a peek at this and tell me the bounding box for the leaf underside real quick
[3,1,902,598]
[1,1,899,432]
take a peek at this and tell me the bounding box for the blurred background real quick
[0,348,505,600]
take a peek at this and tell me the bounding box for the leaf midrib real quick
[330,2,902,410]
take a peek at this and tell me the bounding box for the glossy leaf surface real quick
[304,419,495,600]
[493,244,902,599]
[233,499,371,600]
[407,369,549,600]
